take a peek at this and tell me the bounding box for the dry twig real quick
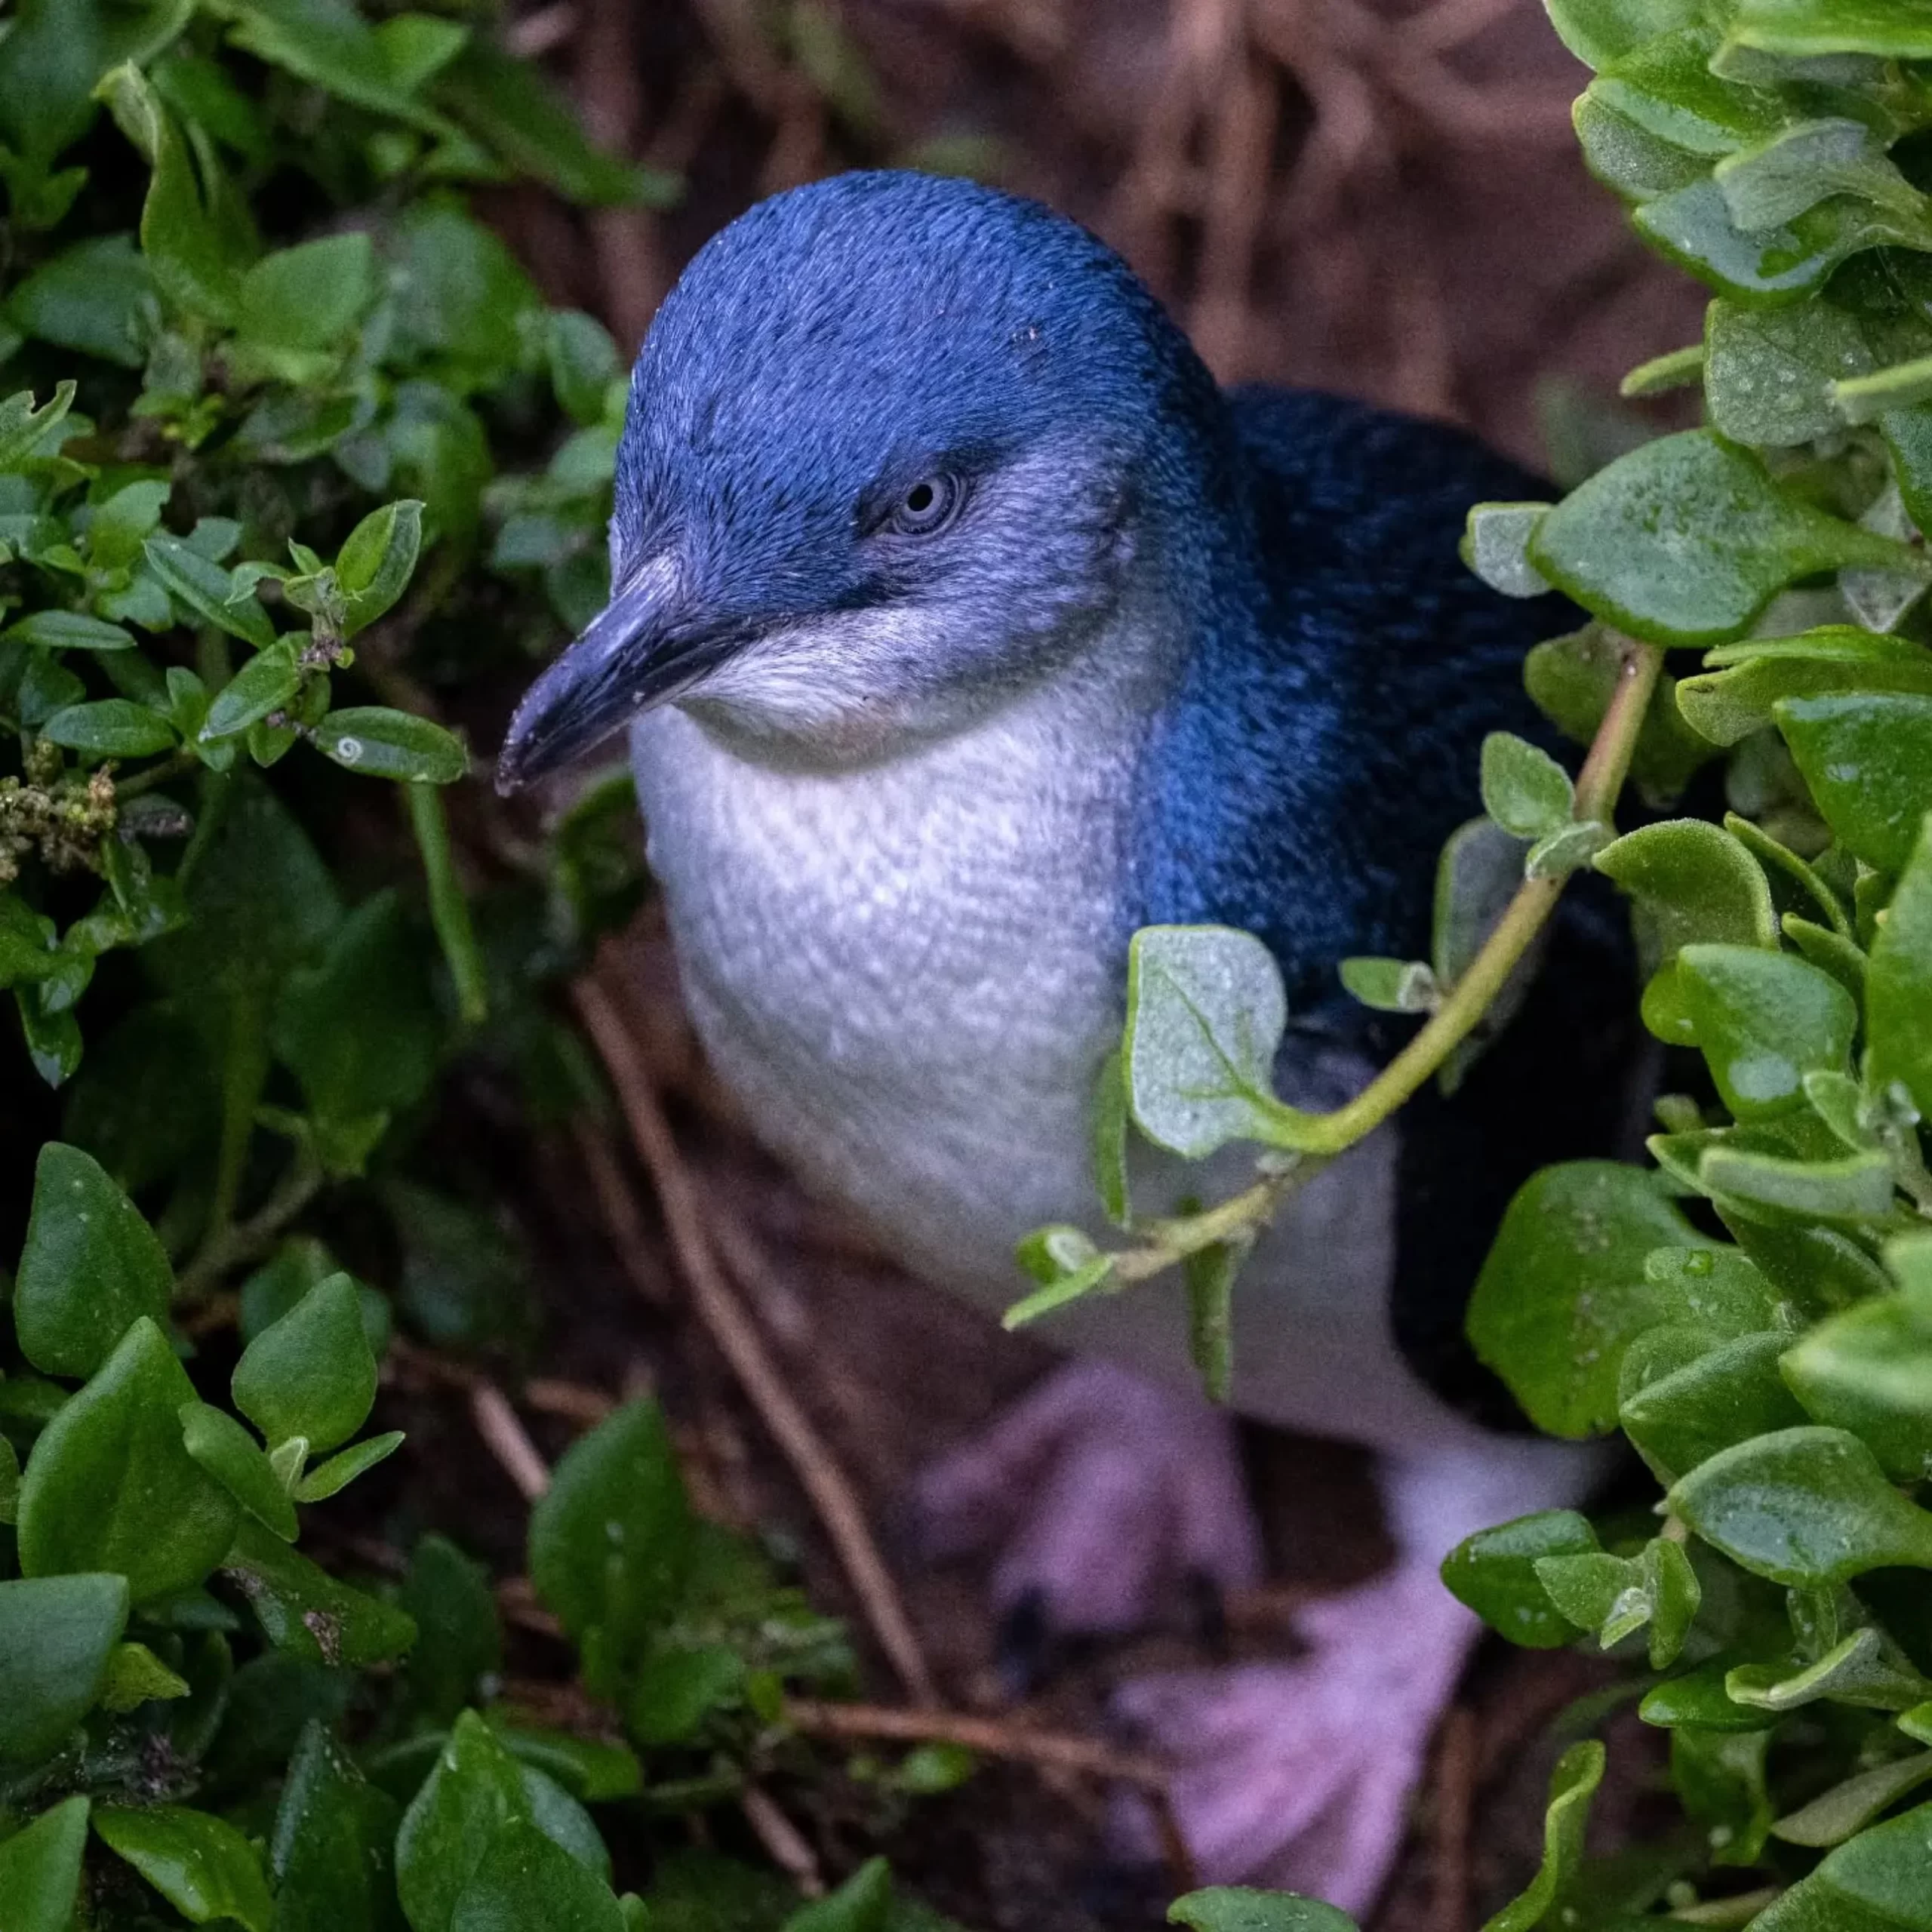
[740,1786,826,1897]
[471,1381,554,1503]
[576,0,670,347]
[783,1697,1168,1789]
[1432,1705,1478,1932]
[572,974,940,1707]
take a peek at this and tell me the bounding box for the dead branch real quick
[572,973,940,1708]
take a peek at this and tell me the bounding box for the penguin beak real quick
[495,556,743,793]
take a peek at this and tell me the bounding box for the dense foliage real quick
[1021,0,1932,1924]
[0,8,930,1930]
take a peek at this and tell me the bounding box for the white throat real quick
[630,614,1168,1300]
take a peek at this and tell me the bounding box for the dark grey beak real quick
[496,560,743,794]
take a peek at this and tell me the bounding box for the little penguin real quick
[498,169,1641,1915]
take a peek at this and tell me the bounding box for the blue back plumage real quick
[1134,390,1567,1012]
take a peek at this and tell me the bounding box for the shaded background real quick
[456,3,1706,1927]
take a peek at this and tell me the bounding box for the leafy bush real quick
[1022,0,1932,1923]
[0,10,902,1930]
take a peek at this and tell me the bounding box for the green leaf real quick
[1869,814,1932,1117]
[1594,820,1779,954]
[0,382,76,472]
[312,705,469,783]
[0,1796,91,1932]
[1703,299,1877,448]
[1672,1724,1774,1869]
[1480,731,1574,838]
[269,1721,404,1932]
[1537,1535,1700,1666]
[528,1400,694,1697]
[40,697,177,756]
[1338,956,1437,1014]
[1639,1658,1772,1731]
[8,233,155,367]
[96,63,249,328]
[1460,503,1554,598]
[1638,175,1932,307]
[1183,1238,1239,1405]
[626,1640,745,1746]
[1672,1426,1932,1584]
[1524,819,1611,880]
[94,1804,273,1932]
[1440,1509,1598,1648]
[1121,925,1297,1158]
[214,0,448,128]
[1783,1295,1932,1481]
[1479,1741,1605,1932]
[2,608,137,651]
[1774,1752,1932,1848]
[1698,1143,1897,1221]
[232,1272,379,1454]
[1729,1624,1931,1715]
[220,1515,417,1666]
[1750,1798,1932,1930]
[200,639,300,741]
[1527,431,1925,648]
[1091,1047,1131,1227]
[238,232,375,355]
[1527,625,1718,798]
[14,1141,173,1378]
[780,1860,894,1932]
[86,478,173,571]
[97,1638,190,1710]
[396,1712,536,1932]
[491,1724,641,1805]
[0,1574,128,1764]
[1537,0,1705,69]
[1716,118,1923,232]
[1168,1890,1358,1932]
[1005,1226,1115,1328]
[180,1399,298,1540]
[401,1536,502,1726]
[1729,0,1932,57]
[17,1318,240,1602]
[0,893,58,990]
[547,312,623,428]
[294,1430,405,1502]
[334,500,424,639]
[451,1820,626,1932]
[1677,943,1857,1120]
[1467,1163,1727,1438]
[1621,343,1704,397]
[1619,1327,1807,1482]
[1430,817,1537,1088]
[144,531,277,649]
[431,40,667,207]
[274,889,441,1140]
[1777,692,1932,873]
[390,204,541,384]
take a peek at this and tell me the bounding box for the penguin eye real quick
[890,472,961,536]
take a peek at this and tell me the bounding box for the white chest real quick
[630,685,1477,1454]
[630,692,1139,1298]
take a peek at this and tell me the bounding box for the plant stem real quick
[406,780,488,1027]
[115,747,198,801]
[1114,1161,1318,1282]
[178,1141,324,1302]
[1263,634,1664,1157]
[204,992,270,1254]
